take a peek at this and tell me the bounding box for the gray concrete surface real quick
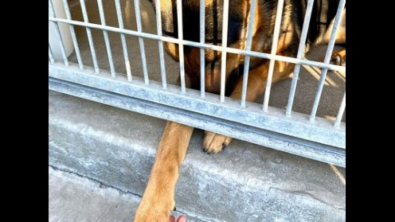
[49,166,204,222]
[49,166,138,222]
[49,91,345,222]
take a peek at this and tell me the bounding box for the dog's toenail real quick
[202,147,212,154]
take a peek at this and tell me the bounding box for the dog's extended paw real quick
[328,48,346,66]
[203,131,233,153]
[330,52,346,66]
[134,197,175,222]
[320,49,346,66]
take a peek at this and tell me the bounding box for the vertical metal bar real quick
[199,0,206,98]
[49,0,69,67]
[133,0,150,85]
[262,0,285,112]
[155,0,167,89]
[49,44,55,63]
[176,0,186,93]
[79,0,100,74]
[115,0,132,81]
[240,0,257,108]
[309,0,345,122]
[62,0,84,70]
[97,0,116,77]
[220,0,230,102]
[285,0,315,117]
[334,93,345,128]
[310,69,329,121]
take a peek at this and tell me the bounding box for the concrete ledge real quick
[49,166,204,222]
[49,90,345,222]
[49,166,139,222]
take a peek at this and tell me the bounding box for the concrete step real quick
[49,166,204,222]
[49,90,345,222]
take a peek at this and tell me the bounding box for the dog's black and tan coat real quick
[134,0,345,221]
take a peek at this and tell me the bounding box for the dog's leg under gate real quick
[134,121,194,222]
[203,57,295,153]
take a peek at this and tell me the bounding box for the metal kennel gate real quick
[48,0,346,167]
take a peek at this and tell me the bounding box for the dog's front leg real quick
[134,121,194,222]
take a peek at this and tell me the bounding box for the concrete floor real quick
[49,166,205,222]
[49,90,345,222]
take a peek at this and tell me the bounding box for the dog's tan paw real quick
[134,196,175,222]
[328,48,346,66]
[203,131,233,153]
[330,53,346,66]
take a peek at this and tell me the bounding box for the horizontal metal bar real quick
[48,17,345,72]
[49,77,345,167]
[49,62,345,149]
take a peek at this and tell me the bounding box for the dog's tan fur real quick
[134,122,193,222]
[134,1,345,221]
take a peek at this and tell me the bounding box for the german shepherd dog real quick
[134,0,345,221]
